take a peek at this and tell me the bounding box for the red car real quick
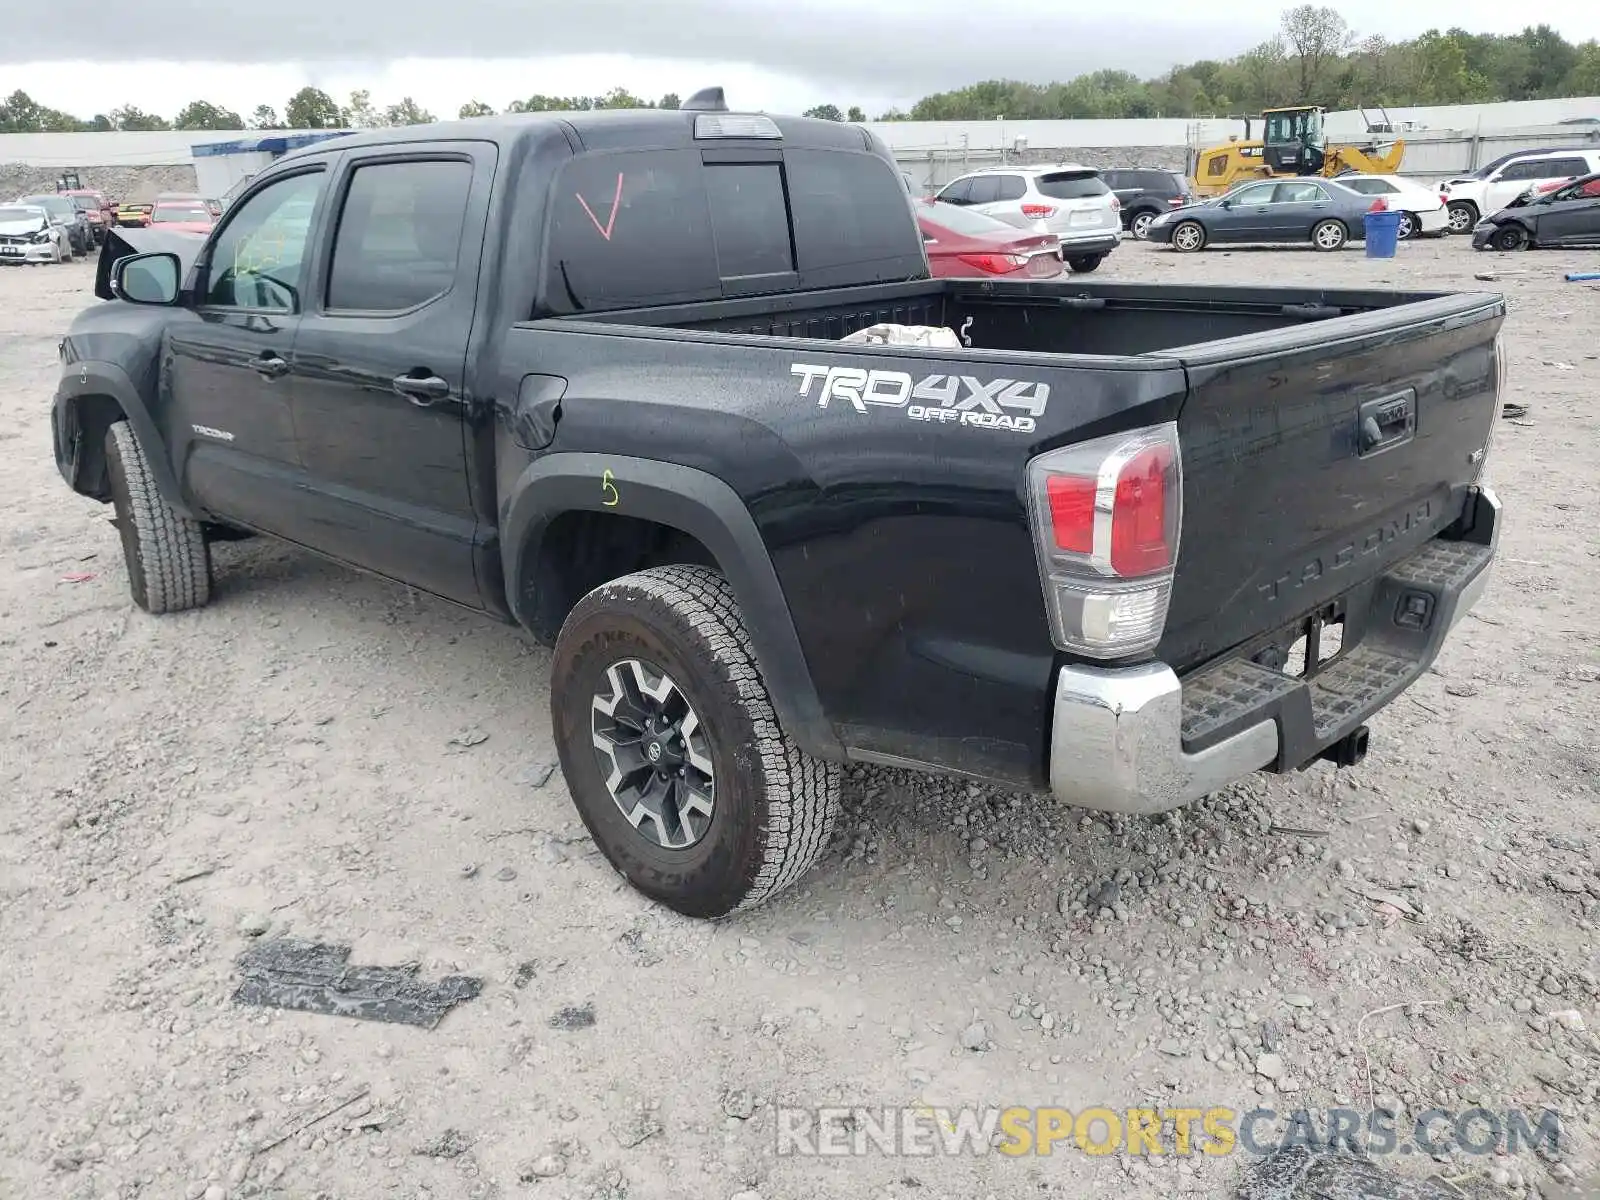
[147,200,217,235]
[915,199,1064,279]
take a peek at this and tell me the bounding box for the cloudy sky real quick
[4,0,1599,123]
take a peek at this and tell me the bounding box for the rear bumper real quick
[1048,487,1501,814]
[1055,234,1120,255]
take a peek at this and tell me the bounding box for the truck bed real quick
[521,277,1503,787]
[565,277,1477,359]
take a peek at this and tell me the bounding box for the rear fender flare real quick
[54,361,194,518]
[501,452,843,761]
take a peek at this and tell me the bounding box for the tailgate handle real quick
[1357,391,1416,457]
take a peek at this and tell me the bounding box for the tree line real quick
[2,7,1598,135]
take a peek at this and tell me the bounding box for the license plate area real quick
[1069,210,1100,226]
[1249,603,1346,681]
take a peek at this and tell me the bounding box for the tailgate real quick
[1159,294,1505,675]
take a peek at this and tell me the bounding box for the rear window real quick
[704,163,794,278]
[543,146,920,313]
[545,149,721,311]
[777,148,922,281]
[1036,171,1109,199]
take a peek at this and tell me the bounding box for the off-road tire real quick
[105,421,212,613]
[550,565,840,919]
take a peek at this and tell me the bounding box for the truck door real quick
[286,144,494,607]
[164,166,328,534]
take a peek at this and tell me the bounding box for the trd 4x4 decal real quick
[790,364,1049,434]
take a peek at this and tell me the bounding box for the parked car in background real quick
[116,201,154,227]
[0,204,73,263]
[1100,168,1194,239]
[914,198,1063,278]
[933,165,1119,272]
[1472,170,1600,250]
[62,189,113,244]
[148,199,218,234]
[1147,177,1373,252]
[17,194,91,256]
[1330,175,1448,239]
[1439,149,1600,234]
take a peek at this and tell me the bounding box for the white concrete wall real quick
[1,96,1595,167]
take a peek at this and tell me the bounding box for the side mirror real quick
[1218,198,1233,210]
[111,251,181,306]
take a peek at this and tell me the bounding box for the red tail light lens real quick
[1111,441,1174,575]
[1021,203,1056,220]
[1026,424,1183,657]
[1046,475,1095,553]
[957,253,1027,275]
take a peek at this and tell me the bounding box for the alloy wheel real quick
[591,658,716,850]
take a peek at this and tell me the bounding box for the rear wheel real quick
[1129,210,1159,240]
[1492,224,1529,252]
[1067,254,1104,273]
[1446,201,1478,234]
[1396,211,1418,240]
[550,565,840,919]
[1312,219,1348,251]
[1170,221,1206,252]
[105,421,212,614]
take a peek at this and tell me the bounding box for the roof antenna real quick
[682,87,729,113]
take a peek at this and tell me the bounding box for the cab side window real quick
[326,159,474,312]
[937,178,974,206]
[203,171,324,312]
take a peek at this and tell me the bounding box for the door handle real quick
[253,353,289,379]
[393,373,451,405]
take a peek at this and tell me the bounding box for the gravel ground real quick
[1,235,1597,1200]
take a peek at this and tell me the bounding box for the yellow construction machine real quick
[1190,105,1407,196]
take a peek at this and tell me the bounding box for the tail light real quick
[1021,203,1056,220]
[958,253,1028,274]
[1025,423,1182,658]
[1169,196,1186,206]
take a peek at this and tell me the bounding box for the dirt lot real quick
[1,236,1597,1200]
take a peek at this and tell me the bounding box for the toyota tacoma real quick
[51,91,1505,918]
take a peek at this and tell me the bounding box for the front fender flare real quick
[501,452,843,761]
[53,360,194,518]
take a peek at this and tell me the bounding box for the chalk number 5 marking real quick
[601,469,619,507]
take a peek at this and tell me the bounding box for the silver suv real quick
[933,165,1121,272]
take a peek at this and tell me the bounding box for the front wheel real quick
[1067,254,1104,273]
[1129,210,1158,239]
[1312,219,1348,251]
[1446,202,1478,234]
[1170,220,1206,252]
[105,421,212,613]
[550,565,840,919]
[1492,224,1529,252]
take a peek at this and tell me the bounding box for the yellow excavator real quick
[1190,105,1407,196]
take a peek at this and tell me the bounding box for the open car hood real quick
[94,224,207,301]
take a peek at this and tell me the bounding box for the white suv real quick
[1440,149,1600,234]
[933,165,1121,272]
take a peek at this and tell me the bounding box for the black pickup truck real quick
[51,92,1505,918]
